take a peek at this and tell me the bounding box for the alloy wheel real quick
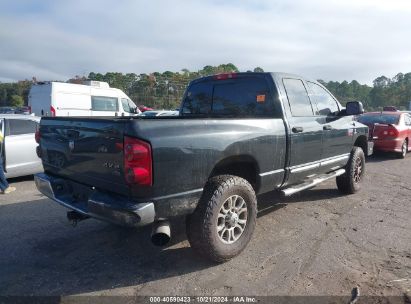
[353,157,363,183]
[216,195,248,244]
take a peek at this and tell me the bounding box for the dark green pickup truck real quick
[35,72,372,262]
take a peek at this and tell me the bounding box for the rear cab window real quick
[181,82,212,115]
[181,74,276,117]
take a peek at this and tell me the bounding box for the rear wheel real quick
[186,175,257,262]
[336,147,365,194]
[397,139,407,159]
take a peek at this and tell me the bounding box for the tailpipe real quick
[151,220,171,246]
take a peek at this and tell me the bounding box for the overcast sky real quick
[1,0,411,84]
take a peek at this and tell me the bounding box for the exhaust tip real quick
[151,221,171,246]
[151,232,171,246]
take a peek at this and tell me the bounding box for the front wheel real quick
[186,175,257,263]
[336,147,365,194]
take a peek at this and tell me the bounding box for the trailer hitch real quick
[67,211,90,227]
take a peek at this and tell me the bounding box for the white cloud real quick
[0,0,411,84]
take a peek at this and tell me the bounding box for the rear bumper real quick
[373,138,403,152]
[34,173,155,227]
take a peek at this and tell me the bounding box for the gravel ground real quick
[0,152,410,300]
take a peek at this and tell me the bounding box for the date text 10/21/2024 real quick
[149,296,257,303]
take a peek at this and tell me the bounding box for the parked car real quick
[15,106,31,115]
[358,111,411,158]
[28,81,141,117]
[138,105,154,112]
[141,110,179,117]
[382,106,398,112]
[0,107,16,114]
[0,114,43,178]
[35,72,370,262]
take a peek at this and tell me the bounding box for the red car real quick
[358,111,411,158]
[138,105,154,112]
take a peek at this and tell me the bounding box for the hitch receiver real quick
[67,211,90,227]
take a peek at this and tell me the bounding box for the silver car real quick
[141,110,179,117]
[0,114,43,178]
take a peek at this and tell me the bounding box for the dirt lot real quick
[0,153,410,300]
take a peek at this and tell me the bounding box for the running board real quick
[281,169,346,196]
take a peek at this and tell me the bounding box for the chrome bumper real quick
[34,173,155,227]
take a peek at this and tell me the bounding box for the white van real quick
[28,81,141,117]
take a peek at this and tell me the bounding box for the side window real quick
[405,114,411,126]
[121,98,131,113]
[181,82,212,115]
[127,99,138,113]
[8,119,38,136]
[283,78,314,116]
[306,82,339,115]
[91,96,119,112]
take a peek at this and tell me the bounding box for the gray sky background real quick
[1,0,410,84]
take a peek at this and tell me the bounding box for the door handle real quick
[323,125,332,130]
[292,126,304,133]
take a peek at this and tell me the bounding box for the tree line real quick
[319,72,411,110]
[1,64,411,111]
[86,63,246,109]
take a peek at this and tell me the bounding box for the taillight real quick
[213,73,237,80]
[123,137,152,186]
[28,106,32,114]
[380,125,399,138]
[50,106,56,117]
[35,130,41,143]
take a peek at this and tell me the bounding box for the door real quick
[4,118,42,178]
[0,119,4,167]
[306,81,353,169]
[282,78,323,185]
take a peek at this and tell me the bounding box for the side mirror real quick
[345,101,364,116]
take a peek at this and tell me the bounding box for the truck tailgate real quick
[39,117,129,196]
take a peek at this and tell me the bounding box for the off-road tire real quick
[336,147,365,194]
[397,139,407,159]
[186,175,257,263]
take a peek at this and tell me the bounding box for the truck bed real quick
[39,116,287,202]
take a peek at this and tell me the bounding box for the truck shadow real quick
[0,198,213,296]
[257,188,342,218]
[0,186,343,296]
